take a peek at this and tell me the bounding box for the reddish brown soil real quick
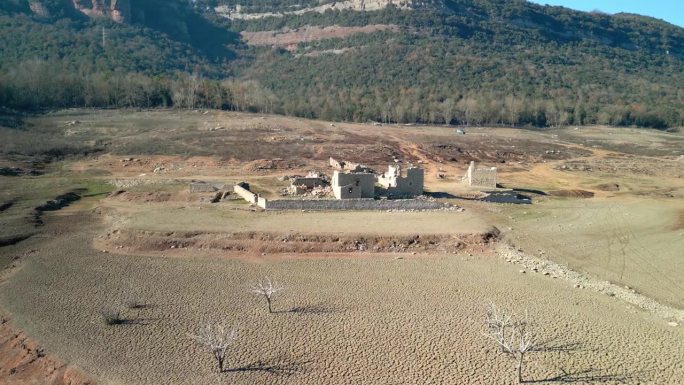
[548,189,595,198]
[0,317,95,385]
[98,228,500,258]
[674,210,684,231]
[242,158,305,172]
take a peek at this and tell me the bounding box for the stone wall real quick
[464,161,497,188]
[332,170,375,198]
[394,167,424,196]
[291,176,324,189]
[189,182,217,193]
[333,184,362,199]
[378,165,424,197]
[329,157,344,169]
[233,183,257,204]
[258,198,449,211]
[344,163,373,173]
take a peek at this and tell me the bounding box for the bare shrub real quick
[188,324,238,373]
[251,277,284,313]
[100,309,125,325]
[483,303,537,384]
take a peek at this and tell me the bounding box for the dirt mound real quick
[35,192,81,211]
[102,228,500,256]
[242,158,301,172]
[0,234,33,248]
[596,183,620,191]
[0,167,44,176]
[0,318,95,385]
[29,191,84,226]
[674,210,684,231]
[107,190,171,203]
[548,189,595,198]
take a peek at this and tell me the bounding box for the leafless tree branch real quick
[251,277,284,313]
[483,303,537,384]
[188,323,238,373]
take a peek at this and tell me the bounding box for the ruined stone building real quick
[463,161,497,188]
[377,165,424,197]
[188,181,218,193]
[329,157,424,199]
[332,170,375,199]
[329,157,373,173]
[289,172,325,195]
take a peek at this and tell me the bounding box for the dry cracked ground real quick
[0,110,683,385]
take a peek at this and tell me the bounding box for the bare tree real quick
[251,278,284,313]
[188,323,238,373]
[483,303,536,384]
[485,303,514,352]
[442,97,455,125]
[187,72,201,110]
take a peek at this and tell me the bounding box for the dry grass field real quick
[1,109,683,384]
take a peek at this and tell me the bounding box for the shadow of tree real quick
[424,191,458,199]
[280,302,344,315]
[110,317,161,326]
[531,340,584,354]
[527,368,648,384]
[525,339,649,384]
[226,356,310,376]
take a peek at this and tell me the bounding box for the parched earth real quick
[1,215,683,385]
[0,110,683,384]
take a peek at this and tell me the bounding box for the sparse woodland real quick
[1,0,682,128]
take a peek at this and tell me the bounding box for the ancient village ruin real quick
[190,155,518,209]
[462,161,497,188]
[222,155,525,209]
[226,156,436,210]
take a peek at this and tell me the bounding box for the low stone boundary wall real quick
[234,184,257,204]
[258,198,449,211]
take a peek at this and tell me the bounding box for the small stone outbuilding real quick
[377,165,424,197]
[463,161,497,188]
[332,170,375,199]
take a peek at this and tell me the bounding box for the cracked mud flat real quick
[1,111,683,384]
[0,217,682,385]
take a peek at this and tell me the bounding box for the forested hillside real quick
[1,0,682,128]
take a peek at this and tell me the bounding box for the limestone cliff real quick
[216,0,445,20]
[70,0,130,23]
[27,1,51,18]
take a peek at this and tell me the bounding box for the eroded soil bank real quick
[0,315,95,385]
[97,227,501,257]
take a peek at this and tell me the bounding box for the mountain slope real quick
[0,0,682,128]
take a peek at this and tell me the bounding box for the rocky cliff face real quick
[216,0,445,20]
[27,1,51,18]
[71,0,130,23]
